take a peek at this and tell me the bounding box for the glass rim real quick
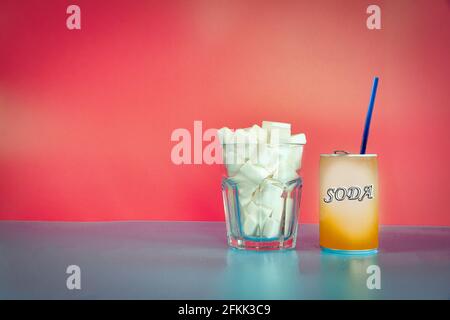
[320,153,377,157]
[222,142,305,147]
[222,176,303,187]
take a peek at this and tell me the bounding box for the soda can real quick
[319,151,379,254]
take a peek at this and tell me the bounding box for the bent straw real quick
[360,77,379,154]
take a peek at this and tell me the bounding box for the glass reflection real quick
[221,249,301,299]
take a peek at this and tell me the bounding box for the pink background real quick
[0,0,449,225]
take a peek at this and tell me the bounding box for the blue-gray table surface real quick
[0,222,449,299]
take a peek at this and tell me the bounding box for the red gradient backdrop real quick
[0,0,449,225]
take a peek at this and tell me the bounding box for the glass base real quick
[228,236,296,251]
[320,246,378,255]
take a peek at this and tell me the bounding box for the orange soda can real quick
[319,151,379,254]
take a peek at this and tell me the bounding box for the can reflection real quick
[319,251,381,299]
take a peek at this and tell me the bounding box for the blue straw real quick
[360,77,379,154]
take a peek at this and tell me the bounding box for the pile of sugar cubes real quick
[217,121,306,238]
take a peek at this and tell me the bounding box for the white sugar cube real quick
[251,124,269,144]
[269,128,291,144]
[239,161,270,185]
[242,211,259,237]
[238,126,262,162]
[238,188,257,207]
[289,133,306,145]
[288,146,303,171]
[262,121,291,131]
[234,128,251,144]
[262,217,281,238]
[217,127,234,145]
[255,180,284,216]
[272,146,299,182]
[262,121,291,144]
[246,142,259,164]
[223,146,246,165]
[273,163,298,183]
[255,144,278,173]
[231,174,258,206]
[222,147,246,176]
[226,163,242,176]
[246,201,272,225]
